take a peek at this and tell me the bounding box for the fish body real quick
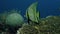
[26,2,40,24]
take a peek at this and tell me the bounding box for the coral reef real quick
[0,2,60,34]
[17,16,60,34]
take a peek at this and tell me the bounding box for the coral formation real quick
[17,16,60,34]
[6,13,24,27]
[0,10,24,34]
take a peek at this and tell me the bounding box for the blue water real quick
[0,0,60,18]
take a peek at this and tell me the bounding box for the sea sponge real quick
[6,13,24,27]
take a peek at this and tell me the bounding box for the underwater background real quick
[0,0,60,18]
[0,0,60,34]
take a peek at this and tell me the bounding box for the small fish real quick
[25,2,40,24]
